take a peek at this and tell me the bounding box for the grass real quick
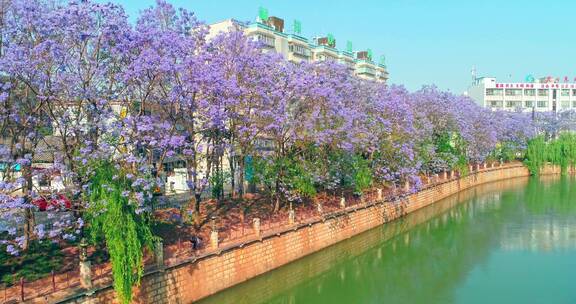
[0,240,64,286]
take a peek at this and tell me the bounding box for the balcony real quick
[288,34,308,44]
[289,43,311,58]
[312,46,339,62]
[312,44,339,54]
[338,52,354,66]
[376,65,388,80]
[377,72,388,80]
[253,34,275,48]
[356,66,376,76]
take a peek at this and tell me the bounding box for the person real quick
[190,235,202,251]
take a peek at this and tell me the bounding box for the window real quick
[255,138,275,152]
[38,175,50,187]
[537,100,548,108]
[505,101,522,108]
[538,89,548,96]
[486,89,503,96]
[561,101,570,108]
[573,89,576,96]
[525,100,534,108]
[316,54,337,61]
[573,100,576,108]
[524,89,536,96]
[289,44,310,57]
[254,34,275,47]
[328,55,337,61]
[505,89,522,96]
[489,100,503,108]
[562,89,570,96]
[356,66,375,74]
[163,160,186,173]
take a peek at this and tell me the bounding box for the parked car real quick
[32,194,71,211]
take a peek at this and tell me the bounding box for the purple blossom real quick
[0,0,553,270]
[6,244,19,256]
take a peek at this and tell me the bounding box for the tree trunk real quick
[22,162,35,251]
[22,208,33,251]
[219,155,224,200]
[194,193,201,214]
[273,195,280,213]
[229,155,236,199]
[273,177,281,213]
[187,162,200,224]
[238,156,245,198]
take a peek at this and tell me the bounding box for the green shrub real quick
[0,240,64,286]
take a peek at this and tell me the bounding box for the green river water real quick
[198,176,576,304]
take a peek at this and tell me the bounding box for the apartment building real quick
[208,16,388,83]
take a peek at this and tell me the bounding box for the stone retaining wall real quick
[59,163,531,304]
[200,176,531,304]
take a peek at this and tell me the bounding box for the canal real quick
[198,176,576,304]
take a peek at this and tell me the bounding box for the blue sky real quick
[106,0,576,93]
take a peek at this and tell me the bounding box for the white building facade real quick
[208,18,388,83]
[468,77,576,112]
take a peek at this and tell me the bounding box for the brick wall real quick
[59,164,530,304]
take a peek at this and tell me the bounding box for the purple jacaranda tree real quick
[207,30,281,199]
[465,108,499,162]
[1,1,564,302]
[365,85,422,188]
[1,1,157,302]
[0,1,42,254]
[0,78,51,252]
[248,59,308,211]
[0,0,109,252]
[490,110,535,160]
[412,87,476,170]
[414,86,536,171]
[121,0,213,219]
[533,110,576,139]
[296,62,360,149]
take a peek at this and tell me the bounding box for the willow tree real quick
[86,162,155,304]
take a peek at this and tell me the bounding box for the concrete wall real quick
[57,164,530,304]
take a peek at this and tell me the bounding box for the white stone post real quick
[210,217,218,249]
[253,218,261,237]
[79,238,92,290]
[154,240,164,270]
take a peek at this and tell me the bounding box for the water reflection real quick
[198,176,576,304]
[500,176,576,252]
